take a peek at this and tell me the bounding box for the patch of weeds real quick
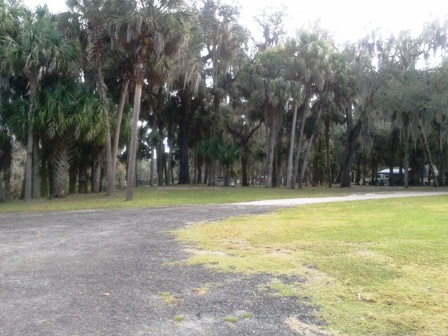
[240,313,253,319]
[259,278,302,297]
[173,315,185,323]
[224,316,238,323]
[157,291,178,304]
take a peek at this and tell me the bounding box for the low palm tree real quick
[34,78,105,197]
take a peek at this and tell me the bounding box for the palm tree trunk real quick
[52,138,74,198]
[69,160,77,194]
[24,79,38,202]
[93,29,114,197]
[325,116,332,187]
[149,147,155,187]
[178,86,191,184]
[92,161,103,194]
[78,159,88,193]
[209,93,220,186]
[126,44,147,200]
[112,78,130,181]
[341,109,362,188]
[419,122,439,187]
[266,110,281,188]
[299,108,323,188]
[295,101,310,189]
[126,81,143,200]
[157,140,164,186]
[403,122,410,188]
[25,146,33,196]
[286,101,298,189]
[32,134,41,198]
[0,136,12,201]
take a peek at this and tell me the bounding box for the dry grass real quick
[174,196,448,335]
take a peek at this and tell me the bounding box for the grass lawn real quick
[0,185,392,213]
[174,196,448,335]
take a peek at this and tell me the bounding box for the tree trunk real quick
[0,172,4,202]
[193,141,199,185]
[437,125,446,186]
[419,122,439,187]
[294,100,310,189]
[355,156,361,185]
[92,161,102,194]
[149,147,155,187]
[52,138,73,198]
[266,109,281,188]
[325,116,332,187]
[286,102,298,189]
[1,135,13,201]
[126,80,143,199]
[93,28,114,197]
[69,160,77,194]
[164,153,169,186]
[208,93,220,186]
[341,105,362,188]
[403,122,410,188]
[178,86,191,184]
[126,46,147,201]
[388,127,399,186]
[157,142,164,186]
[40,143,49,197]
[24,80,38,202]
[32,134,41,198]
[112,78,130,182]
[241,155,249,187]
[299,108,323,189]
[78,159,88,194]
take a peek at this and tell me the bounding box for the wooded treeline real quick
[1,0,448,202]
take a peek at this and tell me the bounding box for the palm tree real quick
[67,0,118,196]
[283,30,332,189]
[106,0,190,200]
[0,6,78,201]
[34,78,105,197]
[249,49,290,188]
[199,0,249,186]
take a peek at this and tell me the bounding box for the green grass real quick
[0,185,385,213]
[157,291,177,304]
[174,196,448,336]
[172,315,185,323]
[224,316,238,323]
[0,185,434,213]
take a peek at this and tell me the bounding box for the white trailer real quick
[376,167,406,186]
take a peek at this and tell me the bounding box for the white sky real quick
[24,0,448,43]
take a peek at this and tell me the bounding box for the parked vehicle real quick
[376,167,408,186]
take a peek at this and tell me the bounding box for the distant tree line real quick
[1,0,447,202]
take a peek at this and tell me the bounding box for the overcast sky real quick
[23,0,448,43]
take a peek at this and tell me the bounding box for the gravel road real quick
[1,189,447,336]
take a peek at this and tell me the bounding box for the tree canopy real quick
[1,0,448,202]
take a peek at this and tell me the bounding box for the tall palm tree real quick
[283,31,332,189]
[107,0,190,200]
[199,0,249,186]
[249,50,290,188]
[67,0,118,196]
[0,6,78,201]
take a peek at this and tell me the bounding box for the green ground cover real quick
[174,196,448,335]
[0,185,378,213]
